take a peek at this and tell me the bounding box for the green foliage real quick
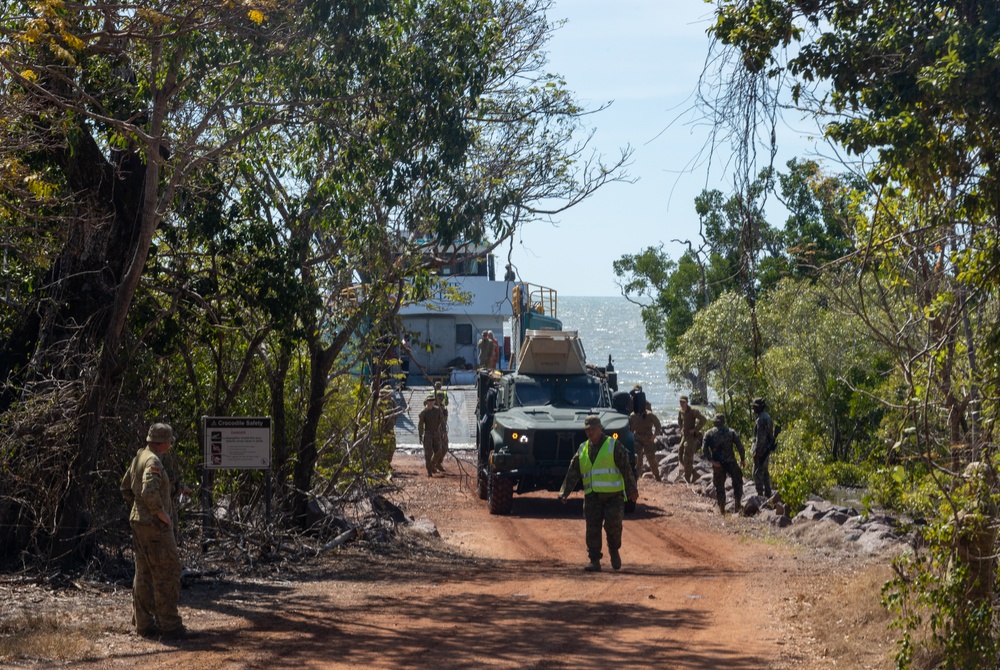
[828,461,867,489]
[769,425,834,513]
[867,466,906,512]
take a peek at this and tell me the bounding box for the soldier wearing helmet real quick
[702,413,746,514]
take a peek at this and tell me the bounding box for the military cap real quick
[713,413,726,424]
[679,395,689,403]
[424,395,436,403]
[146,422,175,444]
[752,397,767,409]
[583,415,603,429]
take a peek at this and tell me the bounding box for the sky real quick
[506,0,821,296]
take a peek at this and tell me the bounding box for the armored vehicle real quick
[475,323,635,514]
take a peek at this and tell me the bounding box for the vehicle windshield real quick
[513,377,605,408]
[563,378,604,407]
[513,379,555,407]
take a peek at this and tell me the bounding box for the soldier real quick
[433,381,449,470]
[160,449,191,544]
[751,397,775,498]
[120,423,189,639]
[629,400,662,481]
[417,396,445,476]
[702,414,746,514]
[558,415,639,572]
[677,395,707,483]
[477,331,493,369]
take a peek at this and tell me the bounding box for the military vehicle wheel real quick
[476,460,488,500]
[487,470,513,515]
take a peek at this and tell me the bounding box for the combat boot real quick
[583,561,601,572]
[609,550,622,571]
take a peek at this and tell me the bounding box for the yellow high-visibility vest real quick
[579,437,625,495]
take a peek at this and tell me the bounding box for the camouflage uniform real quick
[417,400,446,476]
[477,334,493,368]
[677,398,707,483]
[120,423,184,637]
[702,415,745,514]
[559,424,638,571]
[161,450,188,544]
[433,382,449,468]
[751,399,775,497]
[629,408,662,481]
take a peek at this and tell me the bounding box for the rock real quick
[742,496,765,516]
[821,511,851,525]
[372,495,410,524]
[408,516,440,537]
[771,514,792,528]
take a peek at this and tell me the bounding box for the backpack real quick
[630,390,647,415]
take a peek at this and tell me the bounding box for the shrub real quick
[770,427,834,512]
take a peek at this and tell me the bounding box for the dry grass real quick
[0,611,110,662]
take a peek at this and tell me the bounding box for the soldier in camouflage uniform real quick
[702,414,746,514]
[120,423,188,639]
[558,415,639,572]
[751,398,775,498]
[417,396,446,476]
[677,395,707,483]
[433,381,449,469]
[629,401,663,481]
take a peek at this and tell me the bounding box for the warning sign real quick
[202,416,271,470]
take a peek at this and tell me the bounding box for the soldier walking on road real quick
[120,423,189,639]
[433,381,450,469]
[418,396,446,476]
[558,415,638,572]
[702,414,746,514]
[629,401,662,481]
[751,398,775,498]
[677,395,707,483]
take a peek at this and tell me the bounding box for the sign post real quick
[202,416,273,523]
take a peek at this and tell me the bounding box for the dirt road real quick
[27,451,893,670]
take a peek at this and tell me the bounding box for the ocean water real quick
[554,296,683,414]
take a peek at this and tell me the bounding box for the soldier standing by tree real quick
[120,423,190,639]
[702,414,746,514]
[751,398,775,498]
[677,395,707,483]
[558,415,639,572]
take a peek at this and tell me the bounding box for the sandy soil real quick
[1,451,895,669]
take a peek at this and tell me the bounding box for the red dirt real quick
[7,452,894,669]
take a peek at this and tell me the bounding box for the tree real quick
[709,1,1000,663]
[0,0,630,561]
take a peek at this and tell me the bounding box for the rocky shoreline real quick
[652,422,914,558]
